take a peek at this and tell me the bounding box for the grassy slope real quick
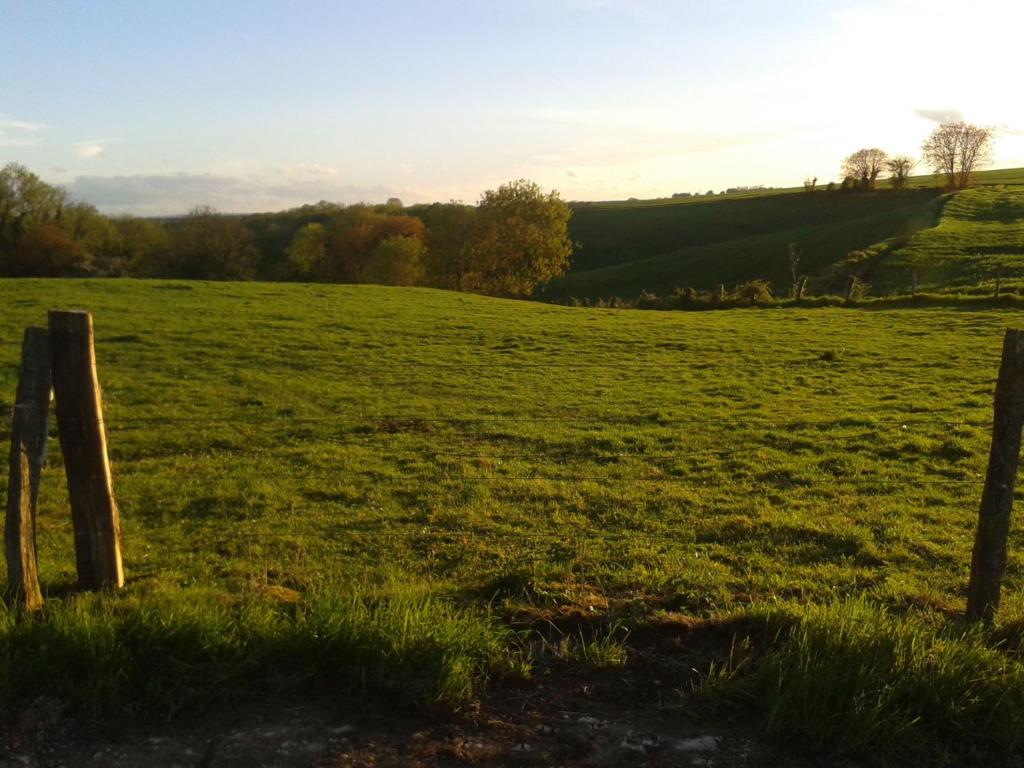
[866,187,1024,295]
[552,166,1024,300]
[3,280,1024,754]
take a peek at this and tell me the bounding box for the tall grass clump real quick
[703,600,1024,761]
[0,589,515,716]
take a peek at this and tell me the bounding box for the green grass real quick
[554,166,1024,301]
[703,600,1024,760]
[867,187,1024,295]
[3,280,1024,758]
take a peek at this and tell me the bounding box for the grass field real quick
[867,187,1024,295]
[3,280,1024,760]
[553,166,1024,301]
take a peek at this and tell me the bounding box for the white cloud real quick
[0,117,44,148]
[66,172,408,215]
[75,142,106,159]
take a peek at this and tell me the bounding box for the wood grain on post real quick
[4,328,51,610]
[48,311,124,590]
[966,329,1024,623]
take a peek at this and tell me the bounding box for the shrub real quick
[733,279,774,305]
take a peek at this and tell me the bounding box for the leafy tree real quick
[0,163,101,275]
[323,207,426,282]
[168,206,259,280]
[2,222,84,276]
[462,179,573,296]
[360,235,425,285]
[412,202,478,290]
[841,148,888,191]
[286,222,328,279]
[922,121,993,189]
[110,216,171,276]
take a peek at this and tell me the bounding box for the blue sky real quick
[2,0,1022,214]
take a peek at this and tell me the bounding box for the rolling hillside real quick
[548,167,1024,300]
[866,187,1024,294]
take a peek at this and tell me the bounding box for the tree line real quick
[834,121,994,193]
[0,167,573,297]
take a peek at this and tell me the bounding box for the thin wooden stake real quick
[795,276,807,301]
[911,271,918,299]
[48,310,124,591]
[4,328,51,610]
[966,329,1024,623]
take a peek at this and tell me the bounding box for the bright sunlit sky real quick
[2,0,1023,214]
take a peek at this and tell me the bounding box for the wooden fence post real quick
[48,311,124,591]
[966,329,1024,623]
[911,271,918,299]
[4,328,51,610]
[795,276,807,301]
[845,275,858,302]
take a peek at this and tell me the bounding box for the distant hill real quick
[546,167,1024,300]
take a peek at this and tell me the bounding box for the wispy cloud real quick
[75,141,106,159]
[0,117,44,148]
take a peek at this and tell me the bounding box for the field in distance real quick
[552,166,1024,301]
[2,280,1024,761]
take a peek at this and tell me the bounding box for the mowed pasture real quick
[3,280,1024,758]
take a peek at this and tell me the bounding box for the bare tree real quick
[886,155,915,189]
[841,148,888,190]
[922,121,993,189]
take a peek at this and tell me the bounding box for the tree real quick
[323,207,426,282]
[0,163,101,276]
[2,222,84,276]
[803,177,817,193]
[168,206,259,280]
[841,148,888,190]
[462,179,573,297]
[922,121,994,189]
[286,222,328,279]
[886,156,915,190]
[414,202,477,290]
[360,235,425,285]
[111,216,171,276]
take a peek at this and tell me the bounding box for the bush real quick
[733,279,774,305]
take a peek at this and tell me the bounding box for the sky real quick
[2,0,1023,215]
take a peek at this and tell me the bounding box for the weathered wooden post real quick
[48,311,124,590]
[716,284,726,302]
[966,329,1024,623]
[911,271,918,299]
[4,328,51,610]
[794,276,807,301]
[845,275,858,303]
